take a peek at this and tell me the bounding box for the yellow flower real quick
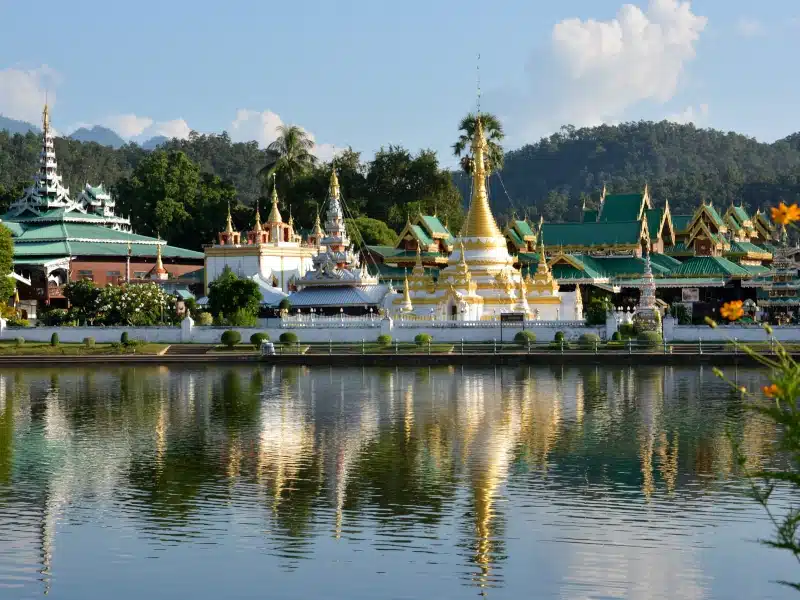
[763,384,781,398]
[770,202,800,226]
[720,300,744,321]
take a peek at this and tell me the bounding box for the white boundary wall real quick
[0,317,605,344]
[662,317,800,342]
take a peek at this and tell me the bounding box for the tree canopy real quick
[207,267,261,321]
[453,112,505,175]
[0,224,14,302]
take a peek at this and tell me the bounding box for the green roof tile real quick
[649,253,682,270]
[420,215,450,236]
[671,215,692,233]
[541,221,644,247]
[599,194,645,222]
[582,209,598,223]
[514,220,535,237]
[645,209,663,239]
[507,229,524,247]
[410,224,434,246]
[728,240,772,256]
[672,256,750,277]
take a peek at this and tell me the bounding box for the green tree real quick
[260,125,318,194]
[115,151,237,250]
[452,112,505,174]
[207,267,261,321]
[542,190,570,222]
[346,216,398,247]
[0,225,14,302]
[63,279,100,323]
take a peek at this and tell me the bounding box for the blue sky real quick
[0,0,797,165]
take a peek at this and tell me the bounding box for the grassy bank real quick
[0,341,170,356]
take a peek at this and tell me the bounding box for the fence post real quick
[329,339,332,355]
[461,338,464,355]
[628,339,632,355]
[395,340,398,354]
[362,338,365,355]
[663,338,667,355]
[734,337,738,355]
[594,341,598,355]
[699,338,703,355]
[527,341,531,354]
[428,340,431,355]
[560,340,564,355]
[493,339,497,354]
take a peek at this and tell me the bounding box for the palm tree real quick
[259,125,318,193]
[452,112,505,175]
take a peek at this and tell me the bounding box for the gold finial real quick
[329,168,340,200]
[253,199,262,232]
[42,103,50,133]
[461,117,503,239]
[314,210,323,234]
[225,202,234,233]
[402,275,413,310]
[459,240,467,266]
[268,183,283,223]
[415,245,423,266]
[156,240,164,268]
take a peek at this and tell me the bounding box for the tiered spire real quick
[225,202,235,233]
[253,200,262,232]
[268,185,283,223]
[461,117,502,239]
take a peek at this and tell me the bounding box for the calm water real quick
[0,365,796,599]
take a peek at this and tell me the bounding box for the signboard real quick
[500,313,525,323]
[682,288,700,303]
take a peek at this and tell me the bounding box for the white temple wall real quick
[205,254,313,293]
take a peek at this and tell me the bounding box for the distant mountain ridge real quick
[68,126,127,148]
[0,115,38,135]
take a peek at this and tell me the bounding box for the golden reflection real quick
[657,432,679,496]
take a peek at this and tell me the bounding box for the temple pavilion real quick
[203,183,316,301]
[395,117,580,321]
[1,105,203,318]
[286,170,391,315]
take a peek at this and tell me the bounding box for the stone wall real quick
[662,317,800,342]
[0,317,605,345]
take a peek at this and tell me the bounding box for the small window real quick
[77,270,94,281]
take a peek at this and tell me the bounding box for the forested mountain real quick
[0,116,37,135]
[3,120,800,239]
[476,121,800,221]
[68,126,127,148]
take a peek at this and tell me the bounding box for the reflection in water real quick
[0,365,794,599]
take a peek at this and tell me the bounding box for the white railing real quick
[279,315,381,329]
[395,319,587,329]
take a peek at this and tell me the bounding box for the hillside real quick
[3,120,800,226]
[482,121,800,221]
[0,116,37,135]
[68,126,127,148]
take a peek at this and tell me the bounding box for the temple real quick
[203,182,316,300]
[394,118,580,321]
[286,170,391,314]
[1,105,203,318]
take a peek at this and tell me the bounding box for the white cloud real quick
[736,17,765,37]
[497,0,708,143]
[230,109,284,146]
[0,65,59,124]
[147,119,191,139]
[229,108,341,160]
[666,102,708,124]
[102,114,154,137]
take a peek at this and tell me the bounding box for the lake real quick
[0,365,796,599]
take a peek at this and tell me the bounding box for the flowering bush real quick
[95,282,177,326]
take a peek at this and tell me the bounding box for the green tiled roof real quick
[367,245,403,258]
[541,221,644,247]
[645,209,663,239]
[728,241,772,256]
[671,215,692,233]
[595,256,672,277]
[12,241,71,257]
[369,263,439,280]
[672,256,750,277]
[549,255,608,280]
[703,204,726,228]
[741,264,769,274]
[420,215,450,237]
[507,229,524,247]
[649,253,682,269]
[1,222,24,236]
[599,194,645,222]
[517,252,541,265]
[514,220,535,237]
[731,206,750,225]
[582,209,598,223]
[665,242,693,256]
[410,224,434,246]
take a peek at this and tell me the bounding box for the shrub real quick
[14,337,24,347]
[671,303,690,325]
[554,331,565,343]
[377,334,392,347]
[618,324,636,339]
[50,332,59,347]
[227,308,258,327]
[514,330,536,345]
[279,298,292,311]
[41,308,69,326]
[120,331,130,345]
[83,337,96,348]
[8,317,30,327]
[611,331,621,341]
[414,333,433,346]
[250,332,270,348]
[585,297,612,325]
[279,331,299,345]
[197,312,213,326]
[221,330,242,348]
[579,333,601,349]
[637,331,663,348]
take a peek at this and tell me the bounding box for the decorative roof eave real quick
[15,236,167,245]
